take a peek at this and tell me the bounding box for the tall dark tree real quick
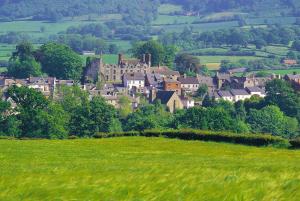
[7,42,42,78]
[36,43,83,80]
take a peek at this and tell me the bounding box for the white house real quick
[230,89,252,102]
[123,73,145,90]
[181,97,195,109]
[217,90,234,102]
[246,87,266,98]
[178,76,200,93]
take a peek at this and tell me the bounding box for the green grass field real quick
[158,4,182,15]
[198,55,260,69]
[235,68,300,76]
[1,137,300,200]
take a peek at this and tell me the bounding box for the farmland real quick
[0,137,300,200]
[0,3,299,74]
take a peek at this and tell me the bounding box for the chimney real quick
[149,88,157,103]
[142,54,146,63]
[146,53,151,67]
[118,53,123,65]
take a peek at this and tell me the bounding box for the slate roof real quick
[147,66,180,76]
[285,74,300,80]
[178,77,199,85]
[230,89,250,96]
[197,75,215,88]
[218,90,233,97]
[155,90,176,104]
[124,72,145,80]
[246,87,265,93]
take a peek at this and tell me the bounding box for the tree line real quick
[159,25,300,50]
[0,79,299,139]
[0,0,159,25]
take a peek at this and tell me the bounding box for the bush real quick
[94,129,288,147]
[94,131,140,138]
[289,138,300,149]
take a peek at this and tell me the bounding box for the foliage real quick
[265,79,300,122]
[0,0,158,25]
[7,42,42,78]
[289,138,300,148]
[37,43,83,80]
[196,84,208,98]
[131,40,177,67]
[247,105,299,138]
[124,101,172,131]
[94,129,288,147]
[175,53,201,74]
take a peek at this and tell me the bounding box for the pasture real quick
[0,137,300,200]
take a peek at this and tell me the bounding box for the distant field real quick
[158,4,182,15]
[1,137,300,200]
[81,54,131,64]
[0,44,14,60]
[198,55,261,69]
[152,15,198,25]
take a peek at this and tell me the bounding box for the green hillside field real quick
[1,137,300,200]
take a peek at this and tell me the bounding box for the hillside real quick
[1,137,300,200]
[0,0,299,22]
[0,0,159,24]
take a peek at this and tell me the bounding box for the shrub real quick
[289,138,300,149]
[94,131,140,139]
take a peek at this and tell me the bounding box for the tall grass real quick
[0,137,300,200]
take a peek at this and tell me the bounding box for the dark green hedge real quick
[289,138,300,149]
[94,129,289,147]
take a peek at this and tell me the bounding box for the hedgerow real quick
[94,129,289,147]
[289,138,300,149]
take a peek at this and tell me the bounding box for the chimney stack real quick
[142,54,146,63]
[145,53,151,67]
[118,53,123,65]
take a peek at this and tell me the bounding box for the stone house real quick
[163,78,181,95]
[84,53,151,83]
[123,72,145,90]
[178,76,199,93]
[150,90,183,113]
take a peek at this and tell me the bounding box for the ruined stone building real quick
[84,53,152,84]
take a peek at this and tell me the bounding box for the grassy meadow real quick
[1,137,300,200]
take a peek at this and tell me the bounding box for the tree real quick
[131,40,176,67]
[247,105,299,138]
[69,96,119,137]
[124,101,172,131]
[0,100,20,137]
[253,39,267,49]
[196,84,208,99]
[119,96,132,119]
[292,40,300,52]
[7,86,49,138]
[37,43,83,80]
[7,42,42,78]
[175,53,201,74]
[265,79,300,122]
[234,101,247,121]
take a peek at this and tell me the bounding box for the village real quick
[1,53,299,113]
